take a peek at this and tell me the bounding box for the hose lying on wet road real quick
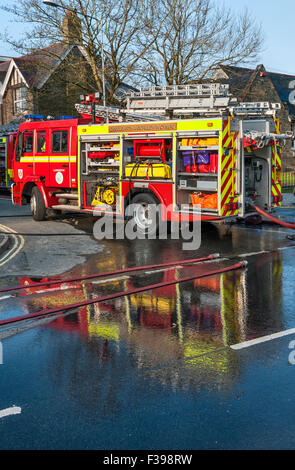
[0,260,247,327]
[0,253,220,294]
[252,204,295,230]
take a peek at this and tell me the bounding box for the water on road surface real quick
[0,198,295,450]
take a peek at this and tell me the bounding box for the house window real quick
[51,131,68,154]
[14,87,27,114]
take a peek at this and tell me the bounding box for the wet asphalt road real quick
[0,196,295,450]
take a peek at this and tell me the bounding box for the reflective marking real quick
[0,406,22,418]
[231,328,295,350]
[0,224,25,267]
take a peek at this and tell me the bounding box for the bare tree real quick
[132,0,263,86]
[1,0,263,99]
[1,0,158,102]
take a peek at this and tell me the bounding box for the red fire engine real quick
[10,86,291,229]
[11,115,92,219]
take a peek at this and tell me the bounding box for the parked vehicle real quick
[11,85,291,229]
[0,132,17,190]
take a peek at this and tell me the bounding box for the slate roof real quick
[1,42,137,99]
[13,42,78,89]
[216,64,295,119]
[0,61,10,84]
[268,71,295,118]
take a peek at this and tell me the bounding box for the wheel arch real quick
[124,188,161,209]
[22,180,48,207]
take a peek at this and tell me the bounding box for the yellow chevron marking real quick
[221,174,233,203]
[221,154,232,172]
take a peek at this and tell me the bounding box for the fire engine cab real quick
[11,115,92,220]
[11,84,291,230]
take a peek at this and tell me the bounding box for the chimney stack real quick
[62,11,82,45]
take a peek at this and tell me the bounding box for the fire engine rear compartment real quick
[78,125,224,220]
[77,115,283,225]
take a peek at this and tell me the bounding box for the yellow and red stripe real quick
[219,119,239,217]
[271,143,282,207]
[271,119,282,207]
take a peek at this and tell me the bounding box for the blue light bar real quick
[25,114,45,120]
[58,116,76,120]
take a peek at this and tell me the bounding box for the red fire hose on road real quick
[0,253,220,295]
[0,260,247,327]
[252,204,295,230]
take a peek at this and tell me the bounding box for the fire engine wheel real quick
[131,193,159,234]
[30,187,46,221]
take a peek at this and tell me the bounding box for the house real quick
[0,42,94,126]
[211,64,295,170]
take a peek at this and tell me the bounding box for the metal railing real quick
[282,171,295,189]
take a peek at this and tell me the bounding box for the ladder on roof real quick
[127,83,231,97]
[123,84,281,118]
[75,83,282,122]
[75,103,165,122]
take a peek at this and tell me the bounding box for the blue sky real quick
[223,0,295,75]
[0,0,294,75]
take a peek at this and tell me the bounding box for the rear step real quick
[54,193,78,199]
[51,204,91,213]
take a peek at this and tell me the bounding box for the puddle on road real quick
[0,212,294,399]
[0,245,292,386]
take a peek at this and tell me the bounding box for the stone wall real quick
[238,74,295,171]
[0,85,34,126]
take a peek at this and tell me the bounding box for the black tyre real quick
[129,193,159,235]
[30,187,46,221]
[47,208,62,218]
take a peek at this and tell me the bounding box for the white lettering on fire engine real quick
[55,172,64,185]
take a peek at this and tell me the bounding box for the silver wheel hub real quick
[134,204,154,230]
[31,194,36,214]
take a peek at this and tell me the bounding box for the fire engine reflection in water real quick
[18,246,283,393]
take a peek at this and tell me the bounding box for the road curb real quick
[0,234,10,256]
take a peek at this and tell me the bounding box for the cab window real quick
[37,131,46,153]
[52,131,68,154]
[15,133,22,162]
[22,131,33,154]
[15,131,33,161]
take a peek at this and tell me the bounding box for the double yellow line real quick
[0,224,25,268]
